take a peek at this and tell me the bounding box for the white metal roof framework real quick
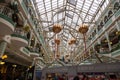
[33,0,115,67]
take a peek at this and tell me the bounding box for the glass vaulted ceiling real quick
[34,0,110,63]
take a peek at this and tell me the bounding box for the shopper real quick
[73,75,79,80]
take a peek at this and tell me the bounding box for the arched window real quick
[100,21,104,27]
[95,30,96,34]
[104,16,108,23]
[93,30,96,36]
[108,11,113,19]
[27,32,31,39]
[12,13,18,23]
[29,9,32,16]
[34,20,38,27]
[88,35,92,40]
[30,38,35,47]
[97,25,100,31]
[114,2,120,12]
[92,32,94,37]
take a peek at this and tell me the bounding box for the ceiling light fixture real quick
[52,24,62,33]
[52,24,63,60]
[78,24,89,54]
[0,61,5,65]
[2,55,8,59]
[68,38,76,64]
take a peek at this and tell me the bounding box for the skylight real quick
[34,0,110,64]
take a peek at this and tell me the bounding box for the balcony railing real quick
[0,5,15,26]
[99,49,110,54]
[115,9,120,18]
[23,47,30,54]
[111,43,120,52]
[11,28,28,41]
[111,49,120,56]
[25,47,40,53]
[110,42,120,56]
[18,1,49,56]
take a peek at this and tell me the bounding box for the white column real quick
[92,44,95,53]
[97,39,101,53]
[96,26,98,33]
[33,58,37,80]
[98,39,101,44]
[0,41,7,58]
[24,19,28,26]
[34,38,37,48]
[0,35,11,58]
[105,32,112,51]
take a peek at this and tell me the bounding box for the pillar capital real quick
[0,41,7,58]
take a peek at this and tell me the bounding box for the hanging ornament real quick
[52,24,62,33]
[54,39,60,45]
[78,24,89,34]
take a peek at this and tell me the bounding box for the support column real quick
[115,21,120,43]
[33,38,37,52]
[33,58,37,80]
[98,39,101,53]
[98,39,101,44]
[96,26,98,33]
[105,32,112,51]
[92,44,95,53]
[0,40,7,58]
[93,42,103,63]
[91,44,95,57]
[24,19,27,26]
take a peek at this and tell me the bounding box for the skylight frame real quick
[34,0,110,64]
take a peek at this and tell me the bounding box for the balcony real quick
[111,43,120,58]
[18,1,47,52]
[111,48,120,57]
[20,47,30,56]
[99,49,110,54]
[97,43,120,58]
[25,47,40,58]
[11,29,28,48]
[114,9,120,18]
[0,5,16,37]
[89,9,120,48]
[30,52,39,58]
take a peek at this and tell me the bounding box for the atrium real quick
[0,0,120,80]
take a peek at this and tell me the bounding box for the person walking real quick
[73,75,79,80]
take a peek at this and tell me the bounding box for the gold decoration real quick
[116,31,120,35]
[78,24,89,34]
[2,55,8,59]
[53,24,62,33]
[54,39,60,45]
[65,55,69,57]
[56,54,60,58]
[104,39,108,42]
[110,42,112,44]
[68,38,76,45]
[23,25,30,32]
[70,38,76,44]
[68,41,72,45]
